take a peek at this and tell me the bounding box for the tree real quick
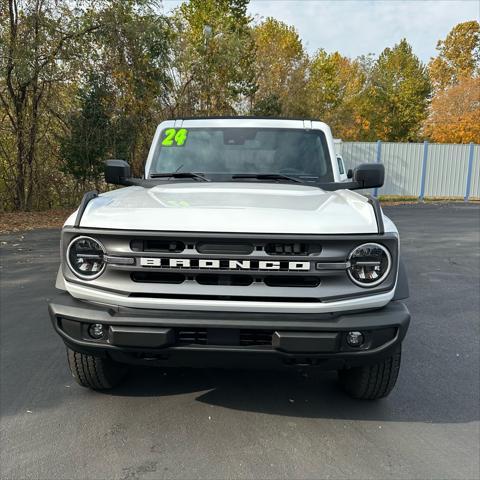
[0,0,100,210]
[251,93,282,116]
[306,50,368,140]
[429,21,480,92]
[251,17,308,117]
[423,77,480,143]
[362,39,431,141]
[61,75,111,186]
[89,1,171,174]
[167,0,255,116]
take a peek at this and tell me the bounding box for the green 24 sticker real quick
[161,128,188,147]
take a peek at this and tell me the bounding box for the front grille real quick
[176,328,273,347]
[63,229,399,305]
[123,235,325,301]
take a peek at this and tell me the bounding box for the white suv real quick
[49,117,410,399]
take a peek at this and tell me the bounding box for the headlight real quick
[347,243,391,287]
[67,236,106,280]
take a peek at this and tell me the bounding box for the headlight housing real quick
[347,243,392,287]
[67,236,106,280]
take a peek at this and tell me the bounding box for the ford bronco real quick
[49,117,410,399]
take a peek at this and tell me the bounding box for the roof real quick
[165,116,323,122]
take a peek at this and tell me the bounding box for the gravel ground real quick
[0,203,479,480]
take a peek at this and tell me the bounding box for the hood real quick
[71,183,379,234]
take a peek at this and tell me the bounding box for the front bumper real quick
[48,293,410,370]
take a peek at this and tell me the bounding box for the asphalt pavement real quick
[1,203,479,480]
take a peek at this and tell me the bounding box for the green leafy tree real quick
[307,50,368,139]
[429,21,480,92]
[251,17,308,117]
[61,75,111,185]
[252,94,282,116]
[90,1,171,174]
[0,0,100,210]
[168,0,255,116]
[362,39,431,141]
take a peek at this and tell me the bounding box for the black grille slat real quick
[196,274,253,286]
[130,273,319,287]
[197,242,254,255]
[131,272,185,284]
[264,276,321,288]
[265,242,321,256]
[177,329,207,345]
[131,240,185,253]
[239,330,273,346]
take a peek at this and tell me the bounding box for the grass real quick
[379,195,479,204]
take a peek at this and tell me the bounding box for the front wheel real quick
[338,346,402,400]
[67,348,127,390]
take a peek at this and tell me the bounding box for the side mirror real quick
[353,163,384,189]
[347,169,353,179]
[105,160,131,185]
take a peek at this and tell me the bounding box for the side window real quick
[337,156,345,175]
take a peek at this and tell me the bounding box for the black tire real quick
[338,346,402,400]
[67,348,127,390]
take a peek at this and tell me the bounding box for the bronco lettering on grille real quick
[139,258,310,271]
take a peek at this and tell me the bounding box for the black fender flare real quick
[393,258,409,300]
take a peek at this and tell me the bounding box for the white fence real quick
[337,141,479,200]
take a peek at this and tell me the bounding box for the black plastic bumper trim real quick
[273,331,339,353]
[109,326,174,348]
[48,293,410,363]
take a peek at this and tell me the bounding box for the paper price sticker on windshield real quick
[161,128,188,147]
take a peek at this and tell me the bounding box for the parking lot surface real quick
[1,203,479,480]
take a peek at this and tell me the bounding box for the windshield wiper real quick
[150,172,209,182]
[231,173,306,185]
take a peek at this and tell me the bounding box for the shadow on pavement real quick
[105,364,479,424]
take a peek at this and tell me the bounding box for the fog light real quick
[346,331,364,347]
[88,323,104,339]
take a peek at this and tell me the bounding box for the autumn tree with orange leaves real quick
[424,21,480,143]
[423,77,480,143]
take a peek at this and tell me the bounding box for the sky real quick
[162,0,479,62]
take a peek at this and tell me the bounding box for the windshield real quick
[149,128,334,182]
